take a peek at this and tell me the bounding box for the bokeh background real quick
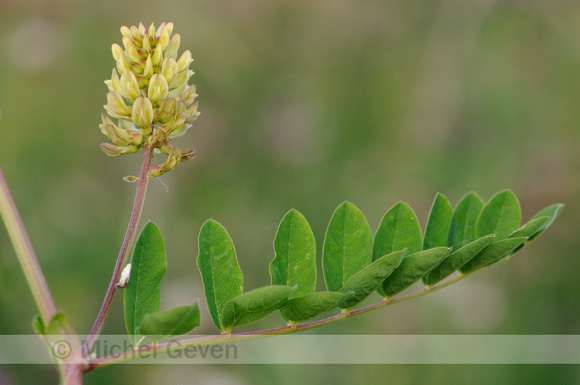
[1,0,579,383]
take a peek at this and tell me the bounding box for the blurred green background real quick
[1,0,579,383]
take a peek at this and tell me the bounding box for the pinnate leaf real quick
[270,209,316,298]
[423,193,453,250]
[197,220,244,332]
[280,292,344,322]
[124,222,166,346]
[381,247,451,297]
[139,302,201,340]
[338,250,406,309]
[220,286,294,330]
[323,202,372,292]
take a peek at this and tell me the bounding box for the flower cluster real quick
[99,22,199,177]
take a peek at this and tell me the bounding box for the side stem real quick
[86,274,465,370]
[83,145,153,356]
[0,168,58,325]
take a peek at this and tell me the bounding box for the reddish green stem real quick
[82,145,153,357]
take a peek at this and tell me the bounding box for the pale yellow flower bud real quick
[123,37,141,63]
[116,53,131,75]
[105,69,122,93]
[131,96,154,131]
[130,25,141,41]
[159,28,170,51]
[161,58,178,84]
[143,54,154,78]
[120,26,131,38]
[120,71,141,100]
[148,22,156,38]
[105,91,131,119]
[148,74,169,103]
[142,34,151,53]
[165,34,181,59]
[111,44,124,61]
[177,50,193,72]
[155,97,177,123]
[165,22,174,36]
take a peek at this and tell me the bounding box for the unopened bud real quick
[161,58,178,84]
[159,27,170,51]
[105,69,122,93]
[111,43,124,61]
[105,91,131,119]
[165,34,181,59]
[147,74,169,103]
[155,97,177,123]
[131,96,154,130]
[120,71,141,100]
[177,50,193,72]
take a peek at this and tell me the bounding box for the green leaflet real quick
[460,237,527,275]
[124,222,167,346]
[423,235,495,286]
[475,190,521,240]
[509,217,550,239]
[423,193,453,250]
[381,247,451,297]
[270,209,316,299]
[323,202,372,292]
[139,302,201,340]
[280,292,344,322]
[373,202,422,296]
[447,192,484,250]
[197,219,244,333]
[220,286,294,330]
[528,203,565,241]
[338,250,406,309]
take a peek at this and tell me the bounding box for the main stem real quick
[83,145,153,356]
[0,169,58,325]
